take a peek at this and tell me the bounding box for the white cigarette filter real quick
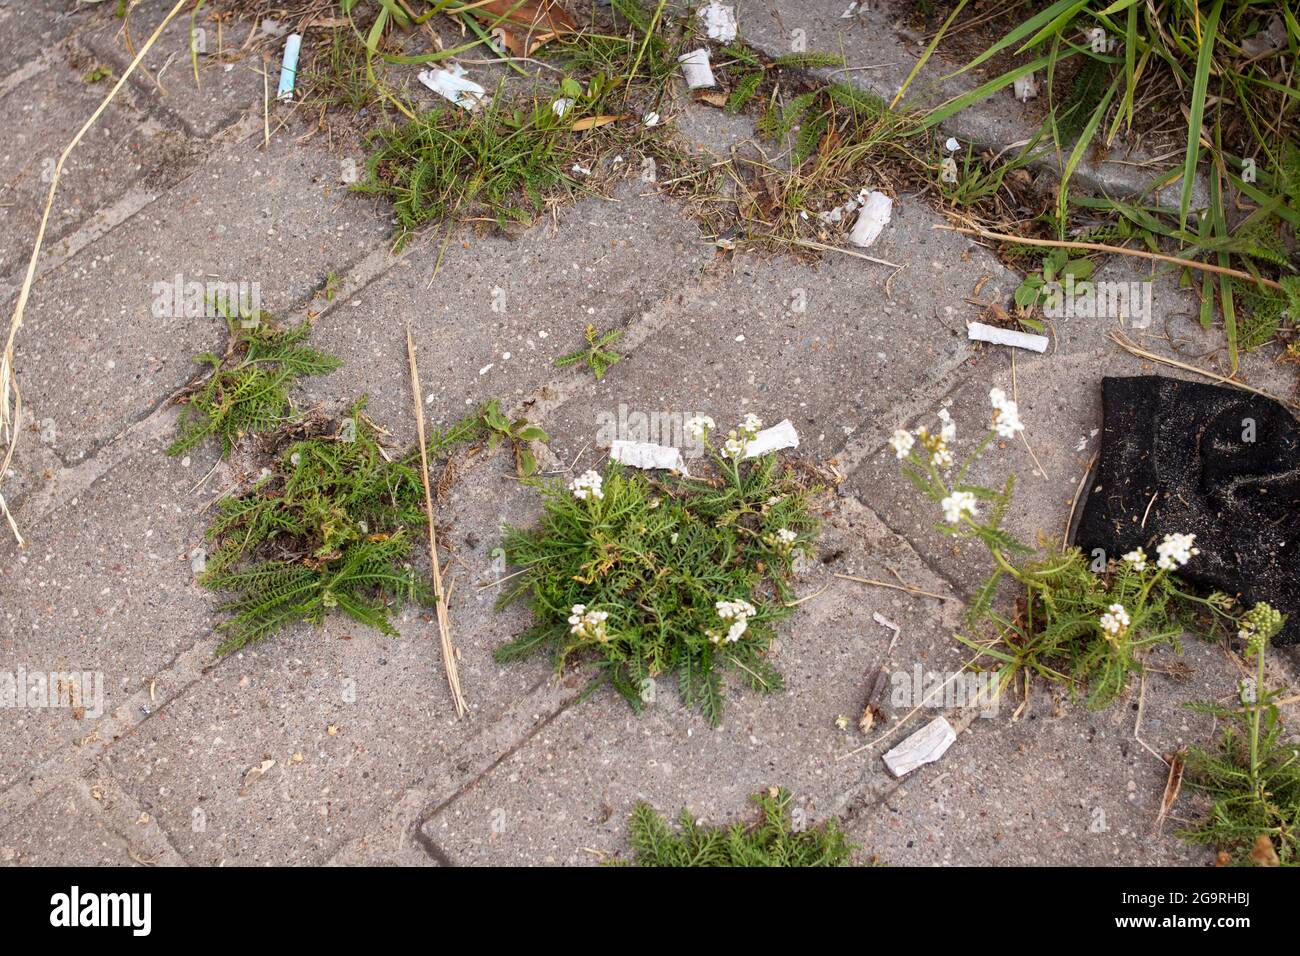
[678,48,716,89]
[967,321,1049,353]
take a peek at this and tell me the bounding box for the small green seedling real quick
[84,65,113,84]
[554,323,622,381]
[1008,248,1092,312]
[1014,249,1094,327]
[482,399,548,477]
[618,788,856,867]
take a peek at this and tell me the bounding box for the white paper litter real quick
[967,321,1049,353]
[418,63,487,111]
[940,156,958,184]
[678,48,716,89]
[610,440,689,474]
[742,419,799,459]
[944,136,960,152]
[1013,72,1039,102]
[883,716,957,778]
[552,97,574,118]
[698,2,737,42]
[848,191,892,248]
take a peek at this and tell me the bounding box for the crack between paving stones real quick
[411,680,591,865]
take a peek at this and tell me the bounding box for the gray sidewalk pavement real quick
[0,2,1294,867]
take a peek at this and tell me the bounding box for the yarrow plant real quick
[495,415,822,723]
[891,389,1249,710]
[1182,604,1298,866]
[616,788,857,867]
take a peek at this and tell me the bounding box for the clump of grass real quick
[305,26,384,113]
[356,91,584,249]
[199,400,487,654]
[495,416,821,724]
[619,788,856,867]
[891,389,1241,710]
[918,0,1300,366]
[554,323,622,381]
[168,304,341,459]
[1181,605,1297,866]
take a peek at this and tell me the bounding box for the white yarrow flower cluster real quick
[888,428,914,460]
[1099,603,1131,639]
[765,527,798,551]
[1122,548,1148,572]
[568,604,609,643]
[684,415,715,441]
[1155,532,1199,570]
[569,469,604,501]
[721,414,763,459]
[708,599,757,644]
[988,388,1025,438]
[911,410,956,469]
[940,490,978,524]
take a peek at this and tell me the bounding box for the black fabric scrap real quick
[1075,375,1300,646]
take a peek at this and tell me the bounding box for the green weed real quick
[168,304,341,459]
[554,323,622,381]
[495,416,821,724]
[918,0,1300,365]
[891,390,1243,710]
[199,399,487,654]
[482,398,548,477]
[355,90,584,249]
[1181,606,1297,866]
[618,788,857,867]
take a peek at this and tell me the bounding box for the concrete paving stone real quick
[732,0,1188,203]
[301,182,713,447]
[100,448,585,865]
[6,131,388,506]
[417,495,967,865]
[81,0,266,139]
[845,635,1237,866]
[0,773,183,867]
[542,191,1017,468]
[0,423,221,793]
[0,52,191,279]
[0,1,87,81]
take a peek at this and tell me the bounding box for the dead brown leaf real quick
[692,90,728,108]
[571,114,629,131]
[1251,833,1281,867]
[471,1,576,56]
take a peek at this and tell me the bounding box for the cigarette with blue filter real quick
[277,34,301,102]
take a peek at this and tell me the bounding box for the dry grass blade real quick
[0,0,194,546]
[934,223,1285,291]
[832,572,949,601]
[1110,331,1299,410]
[406,324,468,718]
[1153,749,1185,834]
